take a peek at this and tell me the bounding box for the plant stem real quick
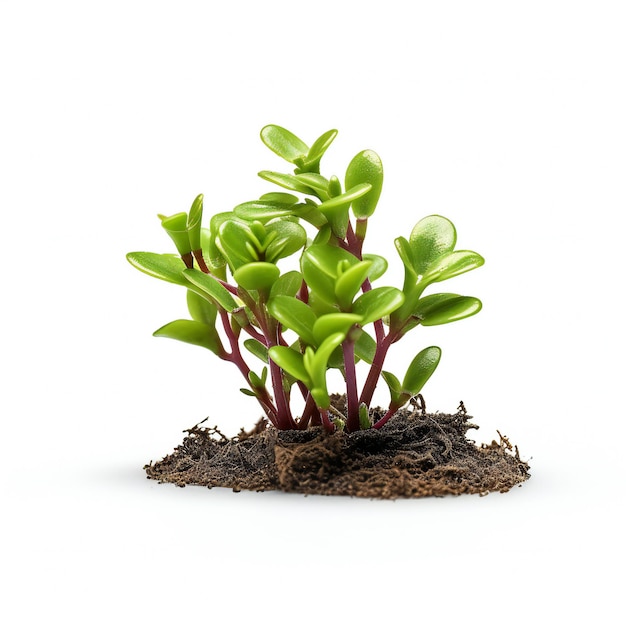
[372,405,398,430]
[359,332,394,408]
[320,409,335,433]
[343,339,360,432]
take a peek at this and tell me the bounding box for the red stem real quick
[343,339,360,432]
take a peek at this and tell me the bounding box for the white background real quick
[1,1,624,624]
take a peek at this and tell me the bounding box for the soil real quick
[145,395,530,499]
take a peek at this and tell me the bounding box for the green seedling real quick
[128,125,484,432]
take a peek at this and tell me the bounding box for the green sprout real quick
[127,125,484,433]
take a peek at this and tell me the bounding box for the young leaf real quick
[294,173,331,198]
[126,252,188,286]
[264,220,307,263]
[267,295,317,346]
[153,319,224,356]
[362,253,388,281]
[258,171,316,195]
[158,212,192,256]
[268,346,311,384]
[334,260,373,310]
[402,346,442,396]
[183,268,237,312]
[352,287,405,325]
[413,293,482,326]
[301,245,358,305]
[302,129,338,171]
[233,262,280,292]
[409,215,457,276]
[394,237,417,279]
[217,220,259,269]
[382,371,403,406]
[269,270,303,299]
[186,290,218,326]
[312,313,362,346]
[260,125,309,163]
[187,194,204,251]
[345,150,384,218]
[244,338,269,363]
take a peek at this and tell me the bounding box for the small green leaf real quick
[153,319,224,356]
[233,200,295,222]
[409,215,457,276]
[394,237,417,278]
[240,388,257,397]
[260,125,309,163]
[301,245,359,305]
[126,252,188,285]
[183,268,237,312]
[354,329,376,364]
[269,270,303,299]
[345,150,384,218]
[264,220,307,262]
[402,346,442,396]
[233,262,280,292]
[216,219,259,269]
[312,313,361,346]
[352,287,405,325]
[294,173,331,198]
[413,293,482,326]
[267,295,317,346]
[359,403,372,429]
[423,250,485,284]
[187,194,204,251]
[258,170,316,194]
[158,212,192,256]
[244,339,269,363]
[334,260,373,310]
[186,290,218,326]
[362,253,388,281]
[382,371,402,405]
[317,183,372,238]
[268,346,311,384]
[302,129,338,172]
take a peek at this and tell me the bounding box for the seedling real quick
[127,125,484,434]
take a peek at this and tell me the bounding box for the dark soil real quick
[145,396,530,499]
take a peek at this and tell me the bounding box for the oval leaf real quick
[186,290,218,326]
[183,268,237,312]
[244,338,269,363]
[126,252,187,285]
[413,293,482,326]
[352,287,405,325]
[334,260,373,310]
[258,170,316,194]
[409,215,457,276]
[233,262,280,292]
[345,150,384,218]
[267,295,317,346]
[402,346,442,396]
[264,220,307,263]
[269,270,303,299]
[303,129,338,171]
[312,313,362,346]
[233,200,295,222]
[268,346,310,384]
[153,319,223,356]
[260,125,309,163]
[362,253,388,282]
[423,250,485,284]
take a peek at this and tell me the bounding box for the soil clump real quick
[145,396,529,498]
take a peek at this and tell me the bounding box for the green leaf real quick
[334,260,372,310]
[260,125,309,163]
[240,388,257,397]
[233,200,295,222]
[183,268,237,311]
[394,237,417,278]
[317,183,371,238]
[186,290,218,326]
[187,194,204,251]
[413,293,482,326]
[353,287,405,325]
[354,329,376,364]
[264,220,307,262]
[126,252,188,285]
[300,245,365,305]
[268,295,317,346]
[302,129,338,171]
[345,150,384,218]
[233,262,280,292]
[268,346,311,384]
[269,270,303,299]
[258,170,316,194]
[216,219,259,269]
[153,319,223,356]
[362,253,388,281]
[423,250,485,283]
[294,173,331,198]
[409,215,457,276]
[158,212,192,256]
[244,339,268,363]
[382,370,402,405]
[402,346,442,396]
[312,313,361,346]
[307,333,346,408]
